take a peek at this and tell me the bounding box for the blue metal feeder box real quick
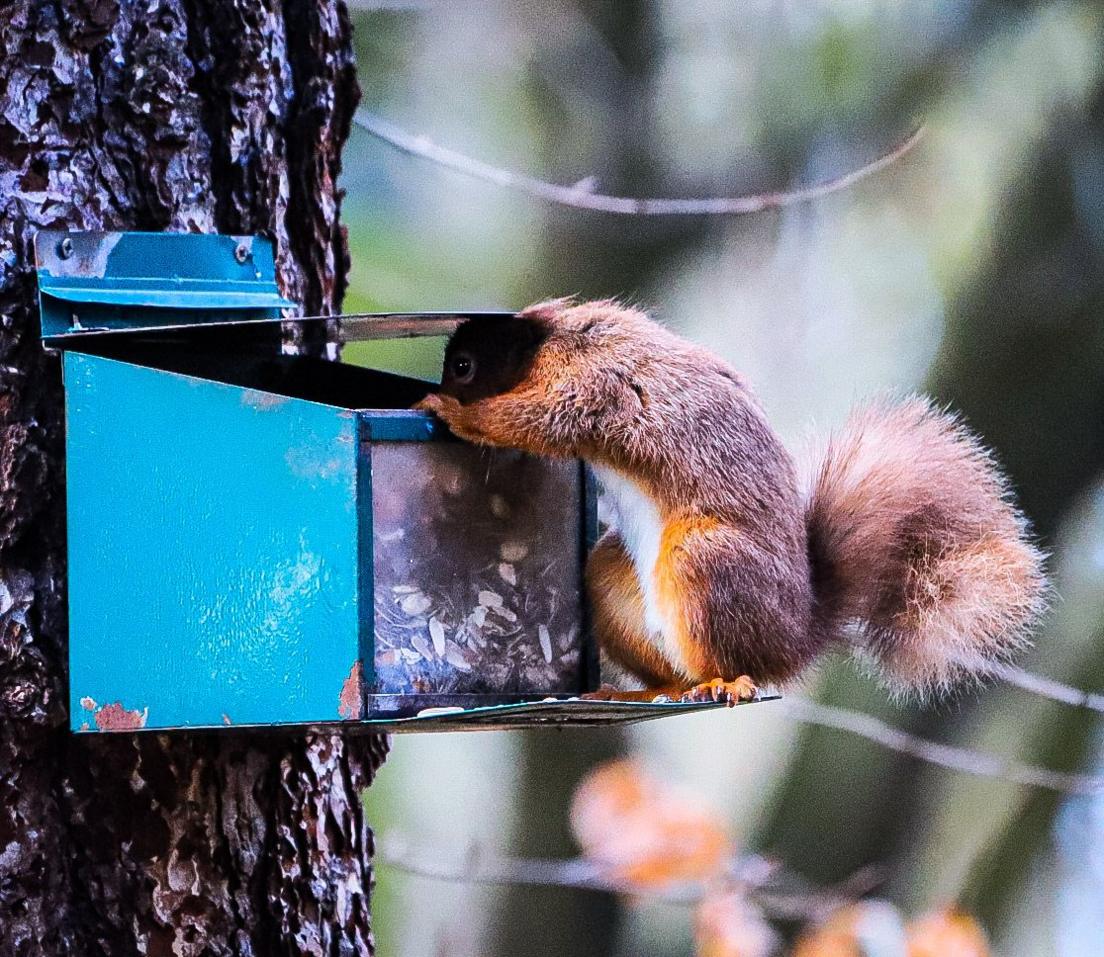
[38,231,761,732]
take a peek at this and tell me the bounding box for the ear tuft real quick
[517,296,578,322]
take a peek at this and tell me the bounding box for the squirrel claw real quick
[679,676,758,707]
[414,393,446,415]
[581,685,682,703]
[580,683,619,701]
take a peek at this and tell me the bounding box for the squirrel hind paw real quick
[679,677,758,707]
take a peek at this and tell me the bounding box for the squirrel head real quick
[439,298,648,404]
[422,298,751,474]
[421,298,656,455]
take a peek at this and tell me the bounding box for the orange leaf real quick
[695,889,775,957]
[792,902,907,957]
[906,906,989,957]
[570,760,651,851]
[570,759,731,889]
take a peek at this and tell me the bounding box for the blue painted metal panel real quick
[65,352,362,731]
[361,410,452,441]
[36,231,293,340]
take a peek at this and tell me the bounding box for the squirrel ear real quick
[517,296,577,323]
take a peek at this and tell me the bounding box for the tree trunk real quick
[0,2,388,954]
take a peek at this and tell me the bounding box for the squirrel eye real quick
[450,351,477,384]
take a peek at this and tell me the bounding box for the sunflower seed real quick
[538,625,553,663]
[400,593,432,616]
[429,617,447,656]
[445,641,473,671]
[500,542,528,563]
[478,590,504,608]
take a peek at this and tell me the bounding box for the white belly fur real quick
[591,464,689,676]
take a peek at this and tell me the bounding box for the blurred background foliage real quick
[342,1,1104,954]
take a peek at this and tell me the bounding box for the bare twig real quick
[755,864,885,922]
[784,696,1104,795]
[353,111,924,216]
[346,0,430,10]
[992,663,1104,715]
[377,834,880,919]
[378,832,711,903]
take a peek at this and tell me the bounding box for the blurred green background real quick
[341,1,1104,954]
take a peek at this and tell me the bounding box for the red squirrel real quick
[416,299,1046,704]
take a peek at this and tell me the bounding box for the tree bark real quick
[0,2,388,954]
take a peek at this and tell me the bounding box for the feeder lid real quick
[35,229,515,347]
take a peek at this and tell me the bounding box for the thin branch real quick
[346,0,430,9]
[993,663,1104,715]
[377,835,881,920]
[784,696,1103,795]
[353,111,925,216]
[377,833,711,903]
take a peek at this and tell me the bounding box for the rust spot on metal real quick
[339,661,363,720]
[79,722,90,732]
[93,702,148,731]
[79,696,97,711]
[222,714,232,726]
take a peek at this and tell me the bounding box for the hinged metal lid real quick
[35,230,516,347]
[35,231,295,342]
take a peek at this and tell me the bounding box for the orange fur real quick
[653,516,724,680]
[587,532,683,686]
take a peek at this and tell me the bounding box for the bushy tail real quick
[805,397,1047,696]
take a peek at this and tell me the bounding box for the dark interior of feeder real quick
[58,321,439,411]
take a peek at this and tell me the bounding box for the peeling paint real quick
[37,231,122,280]
[79,696,97,711]
[338,661,363,720]
[93,702,149,731]
[241,389,290,410]
[221,714,232,726]
[285,444,352,482]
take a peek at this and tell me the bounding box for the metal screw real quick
[233,242,250,264]
[57,238,73,259]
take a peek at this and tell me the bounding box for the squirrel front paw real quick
[415,392,484,442]
[414,393,447,415]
